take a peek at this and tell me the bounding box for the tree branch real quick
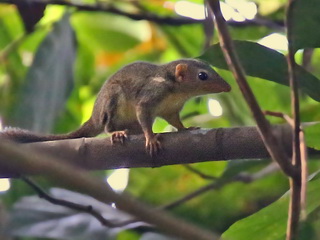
[21,176,122,228]
[285,0,305,238]
[0,139,218,240]
[183,164,217,180]
[208,0,298,179]
[161,163,279,210]
[111,163,280,227]
[1,0,284,29]
[2,0,201,25]
[0,125,294,178]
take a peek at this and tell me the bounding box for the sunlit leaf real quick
[199,40,320,102]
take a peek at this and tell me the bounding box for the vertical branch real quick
[286,0,306,238]
[286,177,301,240]
[286,40,302,240]
[286,0,301,169]
[208,1,305,239]
[299,129,308,221]
[208,0,297,178]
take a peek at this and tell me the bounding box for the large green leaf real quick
[288,0,320,51]
[222,175,320,240]
[14,13,76,133]
[199,41,320,102]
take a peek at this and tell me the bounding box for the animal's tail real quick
[0,118,103,143]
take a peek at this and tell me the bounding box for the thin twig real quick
[0,34,27,62]
[299,129,308,221]
[264,110,295,127]
[23,177,153,228]
[265,110,308,223]
[104,163,280,227]
[161,163,279,210]
[21,176,121,228]
[287,178,301,240]
[3,0,200,25]
[183,164,217,180]
[208,0,297,179]
[302,49,314,72]
[1,0,284,29]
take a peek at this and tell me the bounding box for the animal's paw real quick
[111,130,128,144]
[145,134,162,157]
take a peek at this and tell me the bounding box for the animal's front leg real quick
[163,113,200,131]
[162,113,185,130]
[136,105,161,156]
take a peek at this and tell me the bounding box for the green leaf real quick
[199,40,320,102]
[0,13,26,117]
[305,123,320,150]
[72,12,147,52]
[288,0,320,51]
[222,176,320,240]
[14,13,76,132]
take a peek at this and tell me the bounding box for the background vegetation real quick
[0,0,320,239]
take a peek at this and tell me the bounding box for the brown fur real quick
[1,59,231,155]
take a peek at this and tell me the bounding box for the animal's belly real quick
[155,93,187,117]
[113,98,141,133]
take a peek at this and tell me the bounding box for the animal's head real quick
[174,59,231,94]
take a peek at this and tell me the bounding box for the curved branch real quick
[22,176,119,228]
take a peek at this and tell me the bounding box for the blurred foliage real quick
[0,0,320,240]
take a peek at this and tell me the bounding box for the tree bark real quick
[0,125,295,178]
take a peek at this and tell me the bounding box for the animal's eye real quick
[198,72,208,81]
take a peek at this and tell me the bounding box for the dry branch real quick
[208,0,298,178]
[0,125,293,178]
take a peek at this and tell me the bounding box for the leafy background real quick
[0,0,320,240]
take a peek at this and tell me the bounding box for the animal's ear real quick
[175,64,188,82]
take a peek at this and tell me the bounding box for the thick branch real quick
[0,140,218,240]
[0,125,294,178]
